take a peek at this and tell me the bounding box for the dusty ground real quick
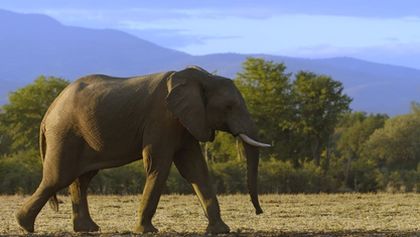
[0,194,419,236]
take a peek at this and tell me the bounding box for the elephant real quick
[16,66,270,234]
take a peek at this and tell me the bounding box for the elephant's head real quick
[166,66,270,215]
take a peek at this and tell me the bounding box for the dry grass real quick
[1,194,419,236]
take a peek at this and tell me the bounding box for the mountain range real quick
[1,9,420,115]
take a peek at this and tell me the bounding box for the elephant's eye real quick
[225,105,233,111]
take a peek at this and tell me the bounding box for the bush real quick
[90,162,194,195]
[0,152,416,195]
[165,166,193,194]
[376,169,420,193]
[258,158,338,193]
[0,150,41,194]
[350,158,380,192]
[208,158,339,194]
[90,161,145,194]
[209,160,247,194]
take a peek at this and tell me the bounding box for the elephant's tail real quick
[48,195,59,212]
[39,122,46,163]
[39,123,60,212]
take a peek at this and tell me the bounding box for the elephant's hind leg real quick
[16,179,61,232]
[16,169,77,232]
[70,170,99,232]
[16,137,81,233]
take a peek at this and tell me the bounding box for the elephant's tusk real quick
[239,134,271,148]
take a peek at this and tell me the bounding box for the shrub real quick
[377,169,420,193]
[165,166,193,194]
[209,160,247,194]
[258,158,338,193]
[351,158,379,192]
[0,150,41,194]
[90,161,145,194]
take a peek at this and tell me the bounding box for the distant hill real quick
[1,9,420,115]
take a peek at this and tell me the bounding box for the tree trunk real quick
[202,143,211,163]
[236,138,243,161]
[312,138,321,166]
[323,137,332,173]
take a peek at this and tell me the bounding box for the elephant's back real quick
[69,71,172,111]
[43,72,170,123]
[42,71,172,152]
[74,71,173,87]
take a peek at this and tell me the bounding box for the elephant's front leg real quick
[174,139,230,234]
[134,144,173,233]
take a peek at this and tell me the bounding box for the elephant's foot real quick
[15,210,35,233]
[133,222,158,233]
[73,217,100,232]
[206,221,230,234]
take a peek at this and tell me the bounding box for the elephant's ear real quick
[166,68,213,142]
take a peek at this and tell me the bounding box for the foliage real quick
[203,132,237,163]
[0,149,41,194]
[376,168,420,192]
[350,157,380,192]
[0,76,69,153]
[166,166,192,194]
[210,160,247,193]
[258,158,338,193]
[332,112,388,189]
[0,113,12,156]
[89,161,146,194]
[0,150,418,195]
[336,112,388,161]
[235,57,294,159]
[292,71,352,165]
[233,58,351,167]
[364,112,420,171]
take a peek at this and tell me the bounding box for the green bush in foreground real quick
[0,152,418,195]
[0,150,41,194]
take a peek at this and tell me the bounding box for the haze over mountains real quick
[1,9,420,115]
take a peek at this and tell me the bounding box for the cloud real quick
[123,27,241,48]
[4,0,420,18]
[383,37,400,42]
[31,8,193,28]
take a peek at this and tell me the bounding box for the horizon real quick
[1,1,420,70]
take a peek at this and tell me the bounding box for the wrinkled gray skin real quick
[16,66,265,234]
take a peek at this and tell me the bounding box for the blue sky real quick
[2,0,420,69]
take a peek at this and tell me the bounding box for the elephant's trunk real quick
[238,133,266,215]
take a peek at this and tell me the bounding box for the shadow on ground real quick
[2,231,419,237]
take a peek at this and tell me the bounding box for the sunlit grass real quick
[1,194,419,236]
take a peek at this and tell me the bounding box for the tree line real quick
[0,58,419,194]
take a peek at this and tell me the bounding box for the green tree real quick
[235,57,295,160]
[333,112,388,188]
[292,71,352,167]
[365,111,420,171]
[0,112,12,156]
[0,76,69,153]
[362,107,420,191]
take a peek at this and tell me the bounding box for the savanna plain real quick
[0,194,419,237]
